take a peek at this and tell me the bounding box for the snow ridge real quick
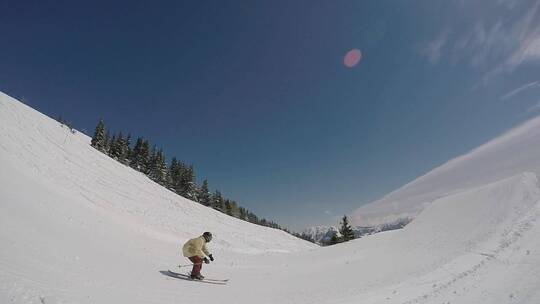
[354,115,540,226]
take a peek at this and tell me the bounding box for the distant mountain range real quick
[303,217,411,245]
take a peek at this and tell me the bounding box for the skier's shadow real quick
[159,270,171,276]
[159,270,179,278]
[159,270,188,280]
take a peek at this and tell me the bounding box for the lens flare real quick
[344,49,362,68]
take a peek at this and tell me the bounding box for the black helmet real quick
[203,232,213,242]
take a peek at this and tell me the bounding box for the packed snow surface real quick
[1,91,540,303]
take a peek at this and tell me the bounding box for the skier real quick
[182,232,214,280]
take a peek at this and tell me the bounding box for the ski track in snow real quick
[1,91,540,303]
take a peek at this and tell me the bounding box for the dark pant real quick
[189,256,203,276]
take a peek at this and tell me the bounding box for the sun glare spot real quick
[344,49,362,68]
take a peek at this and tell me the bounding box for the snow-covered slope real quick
[2,91,540,303]
[354,115,540,226]
[0,91,314,302]
[0,92,312,254]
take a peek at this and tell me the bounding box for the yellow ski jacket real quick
[182,236,211,258]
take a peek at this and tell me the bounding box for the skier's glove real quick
[203,257,210,264]
[209,254,214,262]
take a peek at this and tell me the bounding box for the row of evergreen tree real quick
[90,119,299,235]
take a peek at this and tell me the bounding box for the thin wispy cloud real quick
[484,1,540,82]
[422,1,540,85]
[423,30,449,64]
[501,81,540,100]
[526,100,540,113]
[497,0,520,9]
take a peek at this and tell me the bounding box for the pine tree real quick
[110,134,118,157]
[145,145,159,181]
[130,137,144,171]
[230,200,239,217]
[211,190,224,211]
[168,157,180,191]
[113,132,127,163]
[199,179,211,206]
[91,119,106,151]
[171,160,185,194]
[247,211,258,224]
[123,133,132,164]
[192,184,201,202]
[238,207,247,220]
[140,140,150,174]
[224,199,233,216]
[329,231,339,245]
[155,149,169,185]
[339,215,355,242]
[110,132,123,159]
[104,131,112,154]
[179,165,196,199]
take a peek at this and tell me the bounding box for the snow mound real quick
[354,115,540,226]
[278,172,540,304]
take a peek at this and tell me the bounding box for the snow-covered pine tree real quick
[168,157,180,191]
[110,134,118,157]
[238,207,247,220]
[110,132,123,160]
[130,137,144,171]
[104,131,112,154]
[154,149,169,186]
[122,133,131,165]
[140,141,151,175]
[142,140,151,172]
[172,160,185,194]
[211,190,224,211]
[329,231,339,245]
[198,179,211,206]
[224,199,233,216]
[339,215,355,242]
[247,211,258,224]
[230,200,239,217]
[146,145,158,179]
[115,132,126,162]
[91,119,106,151]
[124,133,133,165]
[179,164,196,199]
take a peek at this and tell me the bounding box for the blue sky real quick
[2,0,540,231]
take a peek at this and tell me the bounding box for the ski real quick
[176,266,229,282]
[166,270,229,284]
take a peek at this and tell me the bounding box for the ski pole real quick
[178,264,194,268]
[178,263,203,268]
